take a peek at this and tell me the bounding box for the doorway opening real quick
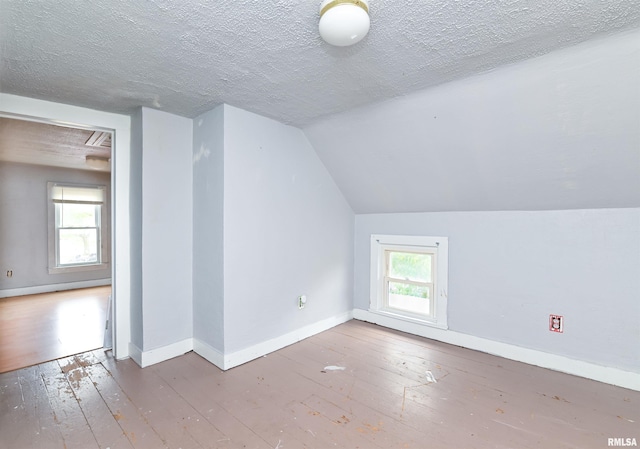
[0,95,131,363]
[0,114,117,372]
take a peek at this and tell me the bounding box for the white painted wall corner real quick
[191,311,354,371]
[193,338,225,370]
[128,342,143,367]
[129,311,353,371]
[128,338,193,368]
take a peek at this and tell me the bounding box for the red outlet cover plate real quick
[549,315,563,333]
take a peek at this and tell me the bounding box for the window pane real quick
[59,229,98,265]
[388,281,431,315]
[61,203,97,227]
[389,251,432,282]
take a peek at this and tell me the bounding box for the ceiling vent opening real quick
[85,131,112,148]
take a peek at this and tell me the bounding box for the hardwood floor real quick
[0,286,110,373]
[0,320,637,448]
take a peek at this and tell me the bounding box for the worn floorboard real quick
[0,320,638,449]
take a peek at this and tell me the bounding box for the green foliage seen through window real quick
[388,251,431,283]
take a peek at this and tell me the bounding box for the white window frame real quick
[47,182,109,274]
[370,234,448,329]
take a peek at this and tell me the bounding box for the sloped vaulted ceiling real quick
[303,29,640,213]
[1,1,639,212]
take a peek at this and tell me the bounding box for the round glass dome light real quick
[319,0,370,47]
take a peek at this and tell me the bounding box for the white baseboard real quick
[217,311,354,370]
[0,279,111,298]
[193,339,225,370]
[128,342,143,367]
[129,338,193,368]
[130,311,354,371]
[353,309,640,391]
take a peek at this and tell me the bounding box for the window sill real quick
[48,263,109,275]
[368,308,448,330]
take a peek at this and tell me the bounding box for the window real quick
[370,235,448,328]
[385,249,435,316]
[48,183,108,273]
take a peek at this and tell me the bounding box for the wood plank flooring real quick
[0,320,638,448]
[0,286,110,373]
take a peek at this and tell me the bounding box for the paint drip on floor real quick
[425,371,437,383]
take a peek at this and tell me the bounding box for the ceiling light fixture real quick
[85,155,110,171]
[319,0,370,47]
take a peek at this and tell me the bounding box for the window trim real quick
[47,182,109,274]
[370,234,449,329]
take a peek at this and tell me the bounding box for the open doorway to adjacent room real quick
[0,116,113,373]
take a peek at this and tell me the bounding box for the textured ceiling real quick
[1,0,639,127]
[0,118,111,172]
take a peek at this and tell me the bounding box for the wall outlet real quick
[6,270,12,278]
[549,315,563,333]
[298,295,307,309]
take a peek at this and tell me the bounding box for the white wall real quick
[305,28,640,214]
[129,109,144,350]
[354,208,640,373]
[192,105,225,353]
[222,105,354,353]
[0,162,111,293]
[138,107,193,351]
